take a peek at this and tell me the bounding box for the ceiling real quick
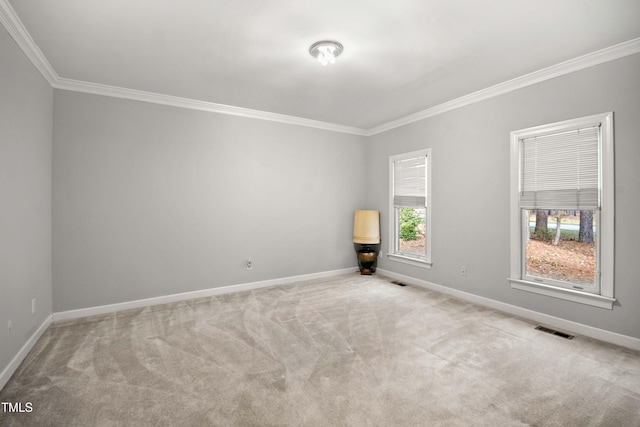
[5,0,640,131]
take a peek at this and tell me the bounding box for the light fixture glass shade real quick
[353,210,380,244]
[309,41,343,66]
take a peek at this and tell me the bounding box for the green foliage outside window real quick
[399,208,422,241]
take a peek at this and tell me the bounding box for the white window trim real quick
[388,149,432,268]
[509,112,615,309]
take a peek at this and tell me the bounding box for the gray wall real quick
[0,28,53,371]
[366,53,640,339]
[2,20,638,386]
[52,91,366,312]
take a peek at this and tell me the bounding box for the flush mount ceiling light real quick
[309,40,343,66]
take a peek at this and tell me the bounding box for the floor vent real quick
[390,280,407,287]
[535,326,574,340]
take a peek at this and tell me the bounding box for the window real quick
[509,113,614,309]
[388,149,432,267]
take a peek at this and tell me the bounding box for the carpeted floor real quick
[1,273,639,426]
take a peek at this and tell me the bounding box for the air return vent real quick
[390,280,407,287]
[535,326,574,340]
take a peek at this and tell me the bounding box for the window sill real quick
[509,278,615,309]
[387,253,432,269]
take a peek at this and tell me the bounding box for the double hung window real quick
[509,113,614,308]
[389,149,432,267]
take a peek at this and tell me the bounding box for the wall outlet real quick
[246,259,253,270]
[461,266,468,277]
[7,320,12,334]
[32,298,36,314]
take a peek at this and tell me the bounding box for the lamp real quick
[309,41,343,66]
[353,210,381,275]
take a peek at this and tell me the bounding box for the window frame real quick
[509,112,615,309]
[388,149,432,268]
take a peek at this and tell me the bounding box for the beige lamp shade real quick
[353,210,380,244]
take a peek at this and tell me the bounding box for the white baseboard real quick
[53,267,358,322]
[0,314,52,391]
[377,269,640,352]
[6,266,634,394]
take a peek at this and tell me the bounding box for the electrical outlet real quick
[246,259,253,270]
[32,298,36,314]
[461,266,468,277]
[7,320,12,334]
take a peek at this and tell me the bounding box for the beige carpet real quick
[1,273,639,426]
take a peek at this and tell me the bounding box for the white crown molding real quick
[2,0,639,136]
[0,0,57,85]
[0,0,365,136]
[54,77,367,135]
[365,37,640,136]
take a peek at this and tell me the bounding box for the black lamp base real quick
[354,243,380,275]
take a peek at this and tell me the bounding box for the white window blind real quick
[520,126,599,210]
[393,155,426,208]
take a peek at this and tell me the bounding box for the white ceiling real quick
[5,0,640,130]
